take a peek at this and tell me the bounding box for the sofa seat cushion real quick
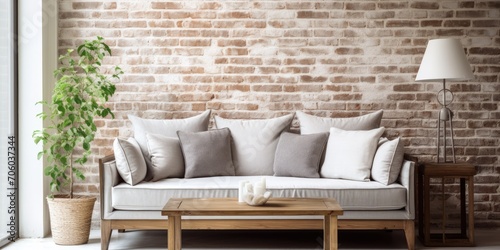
[112,176,406,211]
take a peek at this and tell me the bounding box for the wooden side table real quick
[418,162,476,247]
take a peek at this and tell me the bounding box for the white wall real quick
[18,0,57,238]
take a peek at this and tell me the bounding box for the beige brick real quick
[421,20,443,27]
[91,11,128,19]
[335,47,364,55]
[281,67,310,74]
[345,2,376,10]
[103,2,116,9]
[378,2,408,9]
[73,2,103,9]
[444,20,472,27]
[437,29,466,36]
[218,11,250,19]
[300,75,328,83]
[429,10,454,18]
[386,20,419,27]
[457,10,488,18]
[285,2,313,9]
[476,1,500,9]
[411,1,439,9]
[252,85,282,92]
[151,2,183,9]
[473,20,500,27]
[297,11,329,19]
[365,11,396,19]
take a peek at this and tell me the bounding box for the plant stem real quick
[69,152,73,199]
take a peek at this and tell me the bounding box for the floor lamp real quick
[415,38,474,163]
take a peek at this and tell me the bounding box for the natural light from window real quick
[0,0,17,247]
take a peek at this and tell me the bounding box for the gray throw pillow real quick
[146,133,185,181]
[128,110,211,180]
[177,128,236,178]
[296,110,383,134]
[273,132,329,178]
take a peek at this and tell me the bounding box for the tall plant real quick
[33,36,123,198]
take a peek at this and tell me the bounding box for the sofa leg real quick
[404,220,415,250]
[101,220,112,250]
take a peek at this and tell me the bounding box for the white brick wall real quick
[57,0,500,228]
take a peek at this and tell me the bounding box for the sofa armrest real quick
[99,154,121,219]
[398,159,415,220]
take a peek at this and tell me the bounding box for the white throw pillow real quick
[296,110,383,134]
[371,137,405,185]
[128,110,210,180]
[146,133,185,181]
[320,127,385,181]
[214,113,294,176]
[113,137,147,185]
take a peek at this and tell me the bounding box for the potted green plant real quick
[33,36,123,245]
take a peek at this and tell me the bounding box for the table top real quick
[161,198,343,216]
[421,162,476,177]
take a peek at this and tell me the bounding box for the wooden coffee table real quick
[161,198,343,250]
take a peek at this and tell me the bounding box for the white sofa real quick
[98,110,416,250]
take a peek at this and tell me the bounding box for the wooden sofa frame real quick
[99,154,415,250]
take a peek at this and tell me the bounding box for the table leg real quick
[168,215,181,250]
[418,165,424,241]
[468,177,475,245]
[441,177,446,243]
[324,215,338,250]
[423,175,431,244]
[460,178,466,238]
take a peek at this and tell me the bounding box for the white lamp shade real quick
[415,38,474,82]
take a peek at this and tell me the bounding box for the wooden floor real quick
[5,228,500,250]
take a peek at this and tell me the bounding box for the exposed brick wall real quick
[58,0,500,229]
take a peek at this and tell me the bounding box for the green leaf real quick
[74,96,82,104]
[63,144,72,152]
[83,142,90,151]
[84,135,93,143]
[81,64,89,73]
[60,157,67,165]
[63,119,72,128]
[77,44,85,55]
[34,136,42,144]
[44,166,52,176]
[50,182,58,192]
[74,168,86,180]
[57,104,65,113]
[103,43,111,55]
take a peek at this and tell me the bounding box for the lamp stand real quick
[437,79,456,163]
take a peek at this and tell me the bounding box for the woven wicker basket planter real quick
[46,195,96,245]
